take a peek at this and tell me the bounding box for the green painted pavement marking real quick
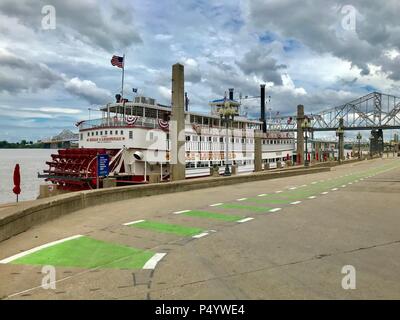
[184,210,244,222]
[246,198,293,204]
[220,204,273,212]
[129,220,204,237]
[11,236,154,270]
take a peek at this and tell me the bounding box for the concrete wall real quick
[0,166,331,242]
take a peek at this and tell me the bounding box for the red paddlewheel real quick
[45,148,119,191]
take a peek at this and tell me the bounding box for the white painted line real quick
[210,203,223,207]
[348,182,353,185]
[123,219,145,226]
[355,180,359,183]
[308,196,316,199]
[321,192,329,195]
[143,253,167,270]
[173,210,191,215]
[269,208,282,213]
[257,194,267,197]
[301,184,307,187]
[291,201,302,205]
[237,198,247,201]
[0,235,83,264]
[331,188,338,191]
[237,217,254,223]
[275,190,283,193]
[192,232,209,239]
[289,187,297,190]
[311,182,317,184]
[341,185,346,188]
[360,179,364,181]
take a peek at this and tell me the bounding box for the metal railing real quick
[78,117,163,130]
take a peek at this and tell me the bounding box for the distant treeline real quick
[0,140,45,149]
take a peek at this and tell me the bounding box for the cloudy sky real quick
[0,0,399,142]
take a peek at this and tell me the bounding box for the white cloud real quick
[64,77,112,105]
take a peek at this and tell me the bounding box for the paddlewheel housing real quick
[44,148,120,191]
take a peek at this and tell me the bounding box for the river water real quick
[0,149,53,204]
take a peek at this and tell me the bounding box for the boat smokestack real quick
[260,84,266,133]
[229,88,234,100]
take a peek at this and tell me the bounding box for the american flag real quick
[111,55,124,68]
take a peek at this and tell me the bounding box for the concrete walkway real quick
[1,157,399,299]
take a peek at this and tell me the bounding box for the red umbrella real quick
[13,164,21,202]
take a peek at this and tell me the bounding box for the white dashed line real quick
[257,194,267,197]
[275,190,283,193]
[210,203,223,207]
[331,188,338,191]
[123,220,145,226]
[321,192,329,195]
[143,253,167,270]
[289,187,297,190]
[173,210,191,215]
[237,217,255,223]
[341,185,346,188]
[269,208,282,213]
[348,182,353,185]
[192,232,209,239]
[237,198,247,201]
[311,182,317,184]
[308,196,316,199]
[291,201,302,205]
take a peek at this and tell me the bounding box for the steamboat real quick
[42,84,295,191]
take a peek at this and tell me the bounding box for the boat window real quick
[186,135,191,141]
[105,130,108,135]
[80,134,83,140]
[96,131,98,136]
[115,130,118,135]
[100,131,103,135]
[120,130,123,135]
[146,108,157,119]
[129,131,133,139]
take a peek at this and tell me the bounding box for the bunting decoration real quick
[158,119,169,130]
[126,115,138,126]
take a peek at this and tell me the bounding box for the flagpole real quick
[121,54,125,98]
[122,53,125,121]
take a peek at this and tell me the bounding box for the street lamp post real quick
[219,105,236,176]
[356,132,362,159]
[336,125,345,164]
[378,136,383,157]
[301,118,311,167]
